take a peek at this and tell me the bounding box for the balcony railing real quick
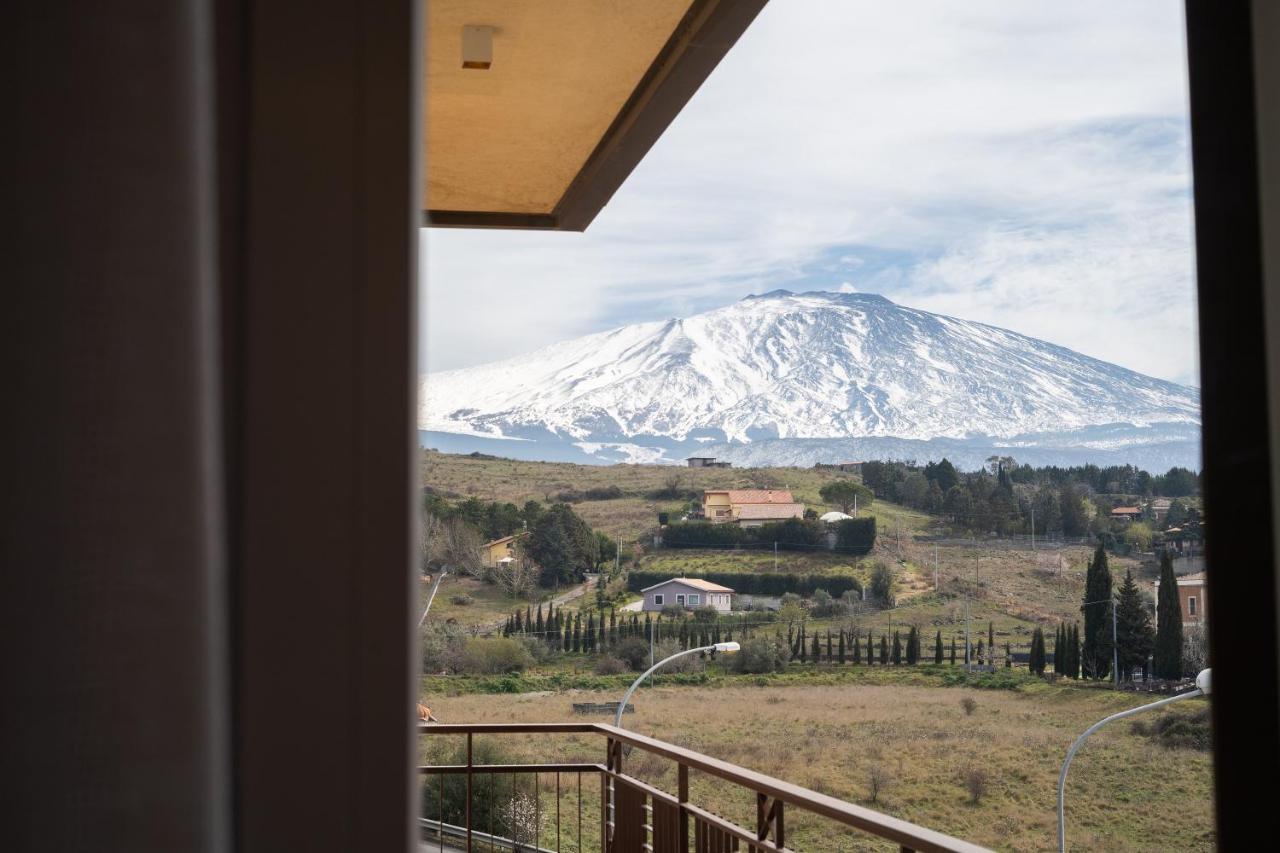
[419,723,989,853]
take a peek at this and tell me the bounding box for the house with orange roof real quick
[702,489,805,525]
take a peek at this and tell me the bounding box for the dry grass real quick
[421,682,1214,852]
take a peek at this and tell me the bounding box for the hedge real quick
[660,518,875,555]
[627,570,861,598]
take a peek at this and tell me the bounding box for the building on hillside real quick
[1156,571,1208,628]
[1110,506,1143,523]
[702,489,803,524]
[814,461,863,475]
[1150,498,1173,521]
[640,577,733,613]
[483,533,525,567]
[686,456,732,468]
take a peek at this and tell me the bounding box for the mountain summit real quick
[420,291,1200,468]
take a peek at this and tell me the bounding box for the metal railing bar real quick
[419,818,556,853]
[420,763,602,775]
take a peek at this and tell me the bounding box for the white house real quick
[640,578,733,613]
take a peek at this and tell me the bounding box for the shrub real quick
[867,765,890,803]
[457,637,534,675]
[692,605,720,623]
[962,767,988,804]
[834,517,877,552]
[868,563,896,607]
[661,603,688,618]
[731,636,791,674]
[614,637,652,672]
[594,656,628,675]
[960,697,978,716]
[449,593,474,606]
[421,623,466,674]
[422,740,539,842]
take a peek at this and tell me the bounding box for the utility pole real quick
[853,493,858,517]
[1031,505,1035,551]
[934,543,939,592]
[774,541,778,572]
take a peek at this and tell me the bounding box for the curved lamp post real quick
[1057,668,1210,852]
[614,642,740,728]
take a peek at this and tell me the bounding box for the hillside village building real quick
[640,578,734,613]
[483,533,524,567]
[702,489,805,525]
[1156,571,1208,628]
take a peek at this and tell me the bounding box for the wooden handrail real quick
[418,722,991,853]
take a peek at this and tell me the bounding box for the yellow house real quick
[702,489,802,524]
[484,533,525,567]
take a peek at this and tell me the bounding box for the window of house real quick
[676,594,685,605]
[653,593,664,606]
[1188,596,1197,617]
[688,594,700,606]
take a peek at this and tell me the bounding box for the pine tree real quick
[838,629,846,664]
[1081,543,1114,680]
[1115,569,1154,681]
[1153,552,1185,679]
[935,630,944,665]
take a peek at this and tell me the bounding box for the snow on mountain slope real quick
[421,291,1199,466]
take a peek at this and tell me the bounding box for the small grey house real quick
[640,578,734,613]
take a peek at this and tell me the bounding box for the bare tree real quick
[489,540,538,599]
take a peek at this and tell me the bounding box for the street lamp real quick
[614,642,740,728]
[1057,669,1210,852]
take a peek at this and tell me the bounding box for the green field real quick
[419,668,1214,852]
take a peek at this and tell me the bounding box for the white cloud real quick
[423,0,1197,385]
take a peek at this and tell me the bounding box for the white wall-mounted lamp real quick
[462,25,494,70]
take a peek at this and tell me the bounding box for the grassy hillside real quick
[420,449,932,544]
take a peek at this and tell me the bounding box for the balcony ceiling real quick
[423,0,768,231]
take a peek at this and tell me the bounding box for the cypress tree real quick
[535,603,544,635]
[812,631,821,663]
[586,613,596,653]
[879,634,889,665]
[1070,623,1082,678]
[905,627,918,665]
[1153,552,1185,679]
[976,639,985,666]
[950,635,957,665]
[525,606,532,635]
[1029,627,1045,675]
[838,629,846,664]
[1005,641,1012,668]
[852,629,862,664]
[826,630,833,662]
[1081,543,1114,680]
[867,630,875,664]
[935,630,944,665]
[572,614,581,653]
[1115,569,1154,681]
[1053,624,1062,674]
[891,630,902,665]
[988,622,995,663]
[514,609,523,633]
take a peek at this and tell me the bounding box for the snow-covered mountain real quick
[419,291,1201,469]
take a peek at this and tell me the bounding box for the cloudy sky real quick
[422,0,1199,387]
